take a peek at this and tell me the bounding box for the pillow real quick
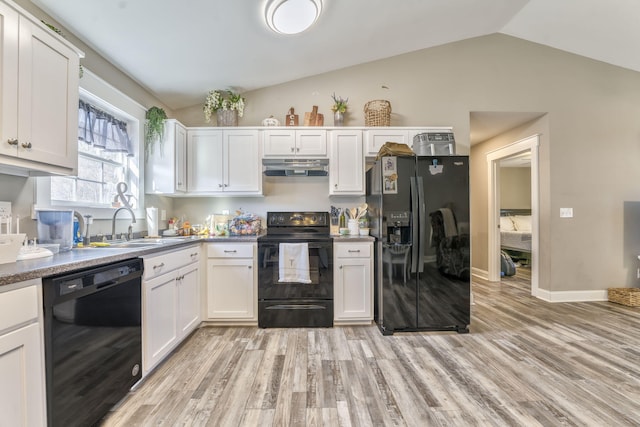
[500,216,516,232]
[512,215,532,232]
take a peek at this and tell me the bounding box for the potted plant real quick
[331,93,348,126]
[145,106,168,159]
[203,90,245,126]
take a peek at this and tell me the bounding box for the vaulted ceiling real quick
[31,0,640,114]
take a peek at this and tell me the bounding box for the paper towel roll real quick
[146,207,159,237]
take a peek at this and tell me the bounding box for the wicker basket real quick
[608,287,640,306]
[364,100,391,126]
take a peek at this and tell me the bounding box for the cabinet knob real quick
[21,142,32,149]
[339,265,343,269]
[296,147,300,152]
[7,138,18,146]
[177,181,183,186]
[248,266,252,269]
[290,147,295,152]
[218,184,223,188]
[334,184,338,188]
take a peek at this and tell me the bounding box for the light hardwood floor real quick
[101,274,640,426]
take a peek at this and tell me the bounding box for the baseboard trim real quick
[536,289,608,303]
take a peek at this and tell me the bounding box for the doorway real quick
[487,135,539,297]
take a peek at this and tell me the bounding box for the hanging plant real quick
[145,106,167,160]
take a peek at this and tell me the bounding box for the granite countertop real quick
[331,234,376,242]
[0,234,262,287]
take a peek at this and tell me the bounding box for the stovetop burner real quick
[263,211,330,239]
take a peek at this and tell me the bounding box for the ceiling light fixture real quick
[265,0,322,35]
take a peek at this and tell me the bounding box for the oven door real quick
[258,238,333,300]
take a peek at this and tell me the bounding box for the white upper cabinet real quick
[364,127,454,157]
[329,129,364,195]
[262,128,327,157]
[0,2,82,176]
[363,128,411,157]
[187,128,261,195]
[145,119,187,194]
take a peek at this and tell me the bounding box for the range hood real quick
[262,158,329,176]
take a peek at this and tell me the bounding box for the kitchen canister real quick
[348,219,359,235]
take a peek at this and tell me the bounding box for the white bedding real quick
[500,214,532,252]
[501,230,532,252]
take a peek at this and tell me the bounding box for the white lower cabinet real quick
[206,242,257,323]
[0,280,46,427]
[142,246,200,375]
[334,241,374,324]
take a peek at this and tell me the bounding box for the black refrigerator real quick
[366,155,470,335]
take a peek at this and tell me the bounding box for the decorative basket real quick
[608,287,640,306]
[364,100,391,127]
[216,109,238,127]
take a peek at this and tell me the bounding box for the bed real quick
[500,209,531,264]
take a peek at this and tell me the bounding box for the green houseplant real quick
[145,106,167,159]
[331,93,348,126]
[203,90,245,125]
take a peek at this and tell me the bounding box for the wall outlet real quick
[0,201,11,217]
[161,210,166,221]
[560,207,573,218]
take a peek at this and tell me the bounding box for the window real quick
[37,69,144,218]
[51,100,135,207]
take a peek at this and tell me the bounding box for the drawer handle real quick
[153,262,165,270]
[190,252,198,258]
[22,142,32,149]
[7,138,18,146]
[224,250,237,253]
[348,250,361,253]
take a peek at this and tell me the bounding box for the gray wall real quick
[4,3,640,295]
[501,168,531,210]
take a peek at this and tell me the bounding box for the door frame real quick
[486,134,540,296]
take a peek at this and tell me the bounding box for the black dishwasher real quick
[42,258,143,427]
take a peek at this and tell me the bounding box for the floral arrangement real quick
[204,90,245,122]
[331,93,348,113]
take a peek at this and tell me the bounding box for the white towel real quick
[439,208,458,238]
[278,243,311,283]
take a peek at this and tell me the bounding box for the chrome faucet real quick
[111,207,137,240]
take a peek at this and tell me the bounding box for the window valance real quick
[78,100,134,156]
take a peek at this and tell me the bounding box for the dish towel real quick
[439,208,458,237]
[279,243,311,283]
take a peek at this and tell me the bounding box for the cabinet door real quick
[17,16,79,170]
[145,119,187,194]
[262,129,295,156]
[0,323,47,427]
[187,129,223,192]
[364,129,409,157]
[143,272,178,373]
[224,129,261,193]
[207,258,255,320]
[175,122,188,192]
[334,258,372,321]
[296,129,327,157]
[0,3,19,159]
[329,130,364,195]
[177,263,200,338]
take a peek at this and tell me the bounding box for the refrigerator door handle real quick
[410,177,419,273]
[417,176,426,273]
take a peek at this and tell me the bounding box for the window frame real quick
[36,69,146,220]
